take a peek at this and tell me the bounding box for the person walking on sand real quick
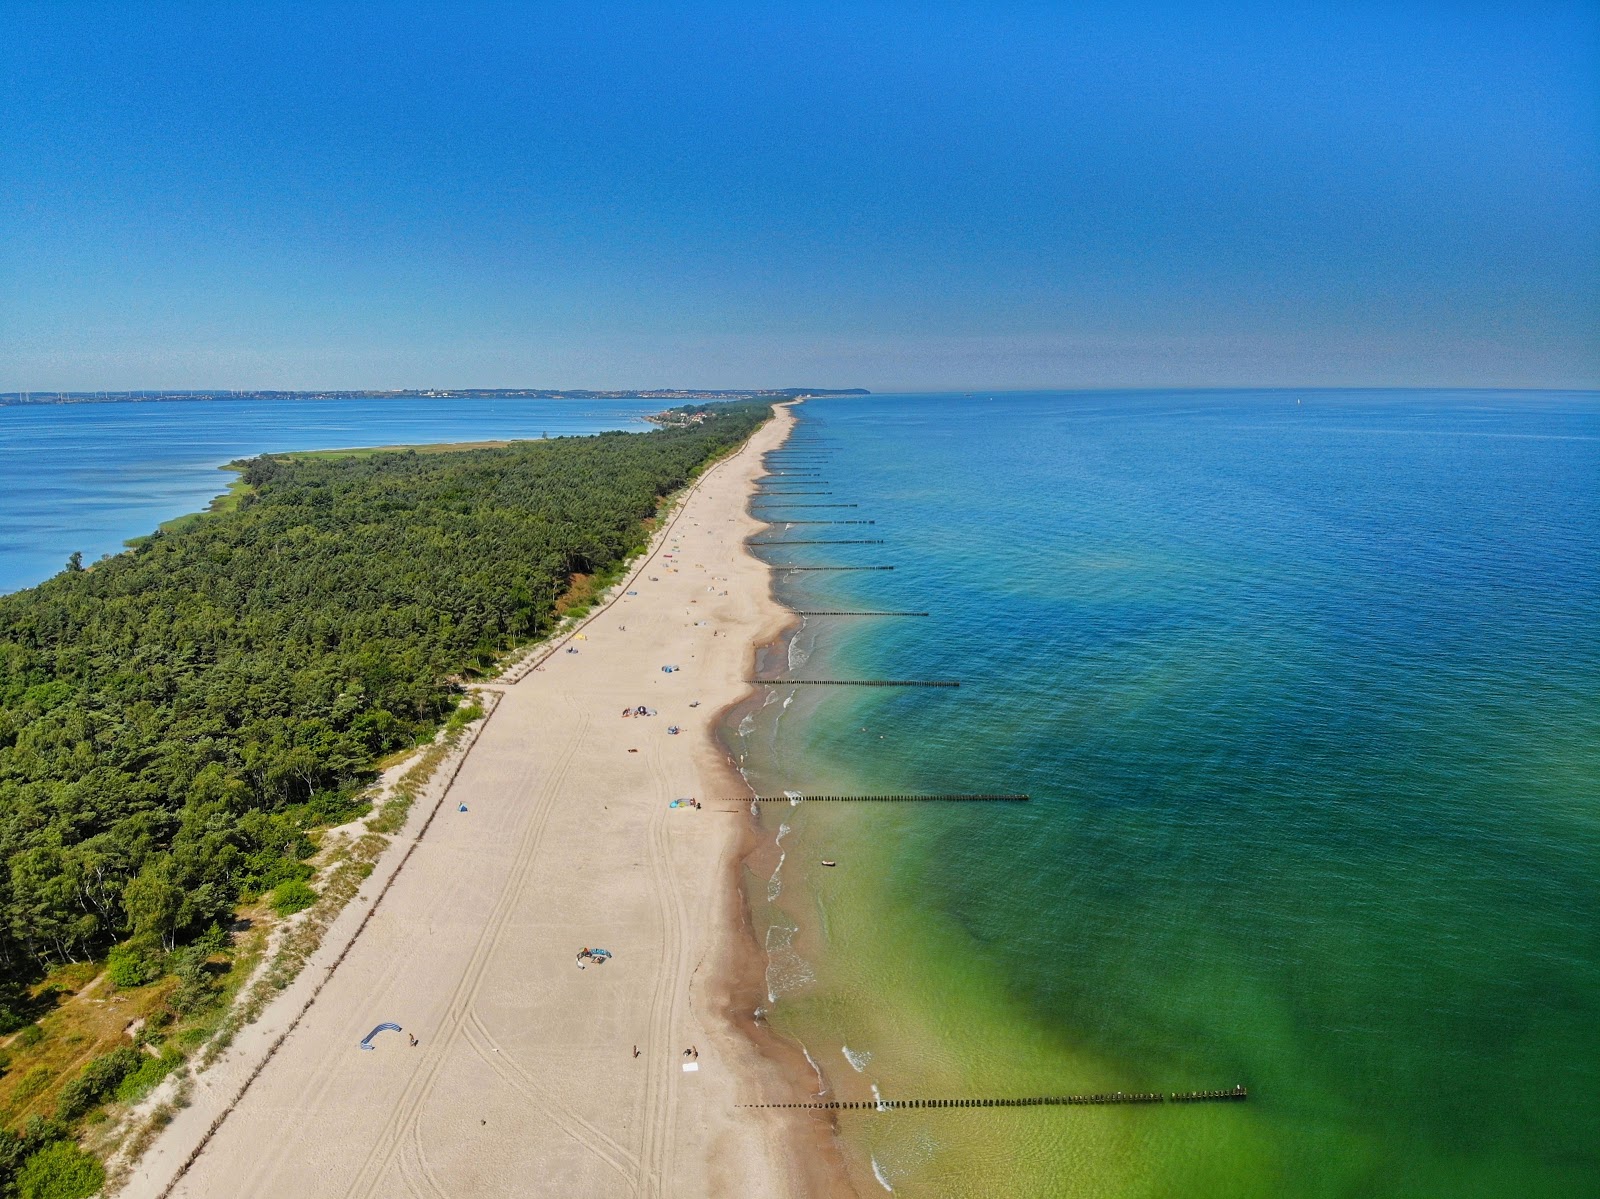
[409,1033,418,1047]
[633,1045,641,1059]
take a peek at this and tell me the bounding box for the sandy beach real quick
[121,402,852,1198]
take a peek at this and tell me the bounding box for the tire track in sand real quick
[229,914,422,1197]
[461,1011,642,1190]
[637,742,691,1196]
[343,710,591,1199]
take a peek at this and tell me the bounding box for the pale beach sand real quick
[121,403,854,1198]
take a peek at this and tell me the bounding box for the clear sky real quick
[2,2,1596,392]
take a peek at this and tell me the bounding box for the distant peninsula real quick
[0,387,869,406]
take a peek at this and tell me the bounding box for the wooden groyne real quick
[753,490,833,495]
[793,609,927,615]
[772,520,876,525]
[752,504,860,509]
[744,793,1028,803]
[773,565,894,572]
[751,679,959,688]
[741,1086,1247,1111]
[749,540,886,545]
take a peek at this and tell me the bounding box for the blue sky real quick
[2,2,1596,391]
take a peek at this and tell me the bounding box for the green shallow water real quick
[733,391,1600,1197]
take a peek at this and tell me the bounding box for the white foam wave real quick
[842,1045,872,1072]
[871,1156,894,1192]
[763,922,815,1004]
[799,1044,828,1097]
[767,850,786,902]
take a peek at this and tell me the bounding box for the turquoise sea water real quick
[737,391,1600,1197]
[0,397,665,594]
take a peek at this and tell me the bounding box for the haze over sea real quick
[738,389,1600,1196]
[0,397,664,595]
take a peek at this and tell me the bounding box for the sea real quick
[0,396,666,595]
[732,390,1600,1197]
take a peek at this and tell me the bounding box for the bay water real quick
[0,396,665,594]
[735,390,1600,1197]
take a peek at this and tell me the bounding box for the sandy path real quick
[128,404,837,1198]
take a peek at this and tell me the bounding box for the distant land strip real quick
[0,386,870,406]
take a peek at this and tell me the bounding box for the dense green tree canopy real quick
[0,404,767,986]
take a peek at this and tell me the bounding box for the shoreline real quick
[119,400,855,1198]
[707,406,863,1197]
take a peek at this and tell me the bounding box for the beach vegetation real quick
[268,880,317,917]
[104,943,161,990]
[13,1136,103,1199]
[111,1047,181,1105]
[53,1048,140,1122]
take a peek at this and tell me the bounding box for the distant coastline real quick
[0,387,870,407]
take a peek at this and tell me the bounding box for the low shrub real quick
[15,1139,105,1199]
[446,702,483,732]
[113,1048,183,1105]
[55,1047,140,1121]
[270,880,318,917]
[106,942,163,989]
